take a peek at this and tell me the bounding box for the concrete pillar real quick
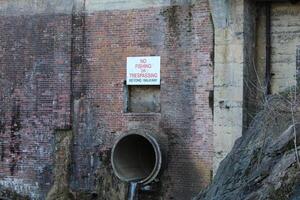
[209,0,245,174]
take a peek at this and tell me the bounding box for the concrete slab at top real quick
[84,0,199,11]
[0,0,74,16]
[0,0,201,16]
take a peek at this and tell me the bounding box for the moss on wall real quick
[46,130,74,200]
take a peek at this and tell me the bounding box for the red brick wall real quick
[0,1,213,199]
[71,1,214,199]
[0,14,72,199]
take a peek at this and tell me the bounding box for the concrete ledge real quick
[0,0,74,16]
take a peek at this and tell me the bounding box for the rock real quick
[194,94,300,200]
[0,186,30,200]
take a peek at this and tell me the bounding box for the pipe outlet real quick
[111,132,162,185]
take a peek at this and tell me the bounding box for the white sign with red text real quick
[126,56,160,85]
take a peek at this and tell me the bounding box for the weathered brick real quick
[0,1,213,199]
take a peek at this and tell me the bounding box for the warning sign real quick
[126,56,160,85]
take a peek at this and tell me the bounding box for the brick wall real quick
[70,1,213,199]
[0,1,213,199]
[0,13,72,199]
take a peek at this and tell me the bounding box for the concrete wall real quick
[209,0,246,173]
[271,3,300,93]
[255,3,300,94]
[210,0,300,174]
[0,0,73,16]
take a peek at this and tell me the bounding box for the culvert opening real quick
[111,133,162,184]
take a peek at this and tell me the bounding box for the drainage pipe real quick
[111,130,166,185]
